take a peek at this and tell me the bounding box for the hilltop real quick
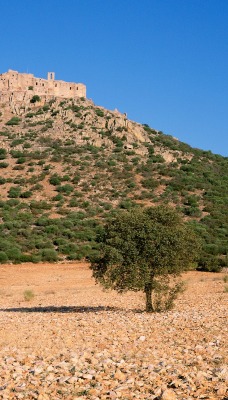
[0,87,227,269]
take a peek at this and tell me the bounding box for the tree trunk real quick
[145,283,154,312]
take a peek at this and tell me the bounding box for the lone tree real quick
[90,206,200,312]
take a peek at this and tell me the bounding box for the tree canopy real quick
[90,205,200,312]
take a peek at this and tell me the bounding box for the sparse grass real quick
[23,289,35,301]
[223,275,228,283]
[224,285,228,293]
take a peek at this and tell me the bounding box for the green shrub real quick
[5,117,21,126]
[49,175,61,185]
[6,247,21,262]
[197,255,222,272]
[72,174,81,184]
[0,162,8,168]
[30,95,41,103]
[95,108,104,117]
[0,251,8,263]
[25,112,35,118]
[13,165,24,171]
[41,248,58,262]
[20,191,32,198]
[0,148,7,160]
[16,157,26,164]
[0,177,6,184]
[10,139,24,147]
[119,200,136,210]
[52,194,63,201]
[10,150,25,158]
[8,186,21,198]
[57,184,74,195]
[59,243,79,255]
[142,178,159,190]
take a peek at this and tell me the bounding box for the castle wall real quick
[0,70,86,99]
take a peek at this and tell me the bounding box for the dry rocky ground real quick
[0,263,227,400]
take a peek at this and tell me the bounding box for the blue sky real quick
[1,0,227,156]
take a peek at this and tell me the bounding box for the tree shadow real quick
[0,305,126,313]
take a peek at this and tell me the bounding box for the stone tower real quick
[47,72,55,81]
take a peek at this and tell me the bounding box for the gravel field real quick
[0,263,227,399]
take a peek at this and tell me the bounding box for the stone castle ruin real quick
[0,70,86,99]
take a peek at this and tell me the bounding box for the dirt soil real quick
[0,263,227,399]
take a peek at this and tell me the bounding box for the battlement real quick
[0,70,86,99]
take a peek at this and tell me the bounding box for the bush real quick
[52,194,63,201]
[59,243,79,255]
[30,95,41,103]
[10,139,24,147]
[57,184,74,195]
[25,112,35,118]
[6,247,21,262]
[119,200,136,210]
[20,191,32,198]
[142,178,159,190]
[0,161,8,168]
[0,251,8,263]
[0,177,6,184]
[8,186,21,198]
[197,255,222,272]
[95,108,104,117]
[0,148,7,160]
[5,117,21,126]
[41,248,58,262]
[49,175,61,185]
[16,157,26,164]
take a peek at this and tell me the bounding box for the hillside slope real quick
[0,95,227,269]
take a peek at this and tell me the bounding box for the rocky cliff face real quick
[0,94,179,158]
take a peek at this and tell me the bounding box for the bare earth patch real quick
[0,263,227,399]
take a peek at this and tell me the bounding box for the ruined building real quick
[0,70,86,99]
